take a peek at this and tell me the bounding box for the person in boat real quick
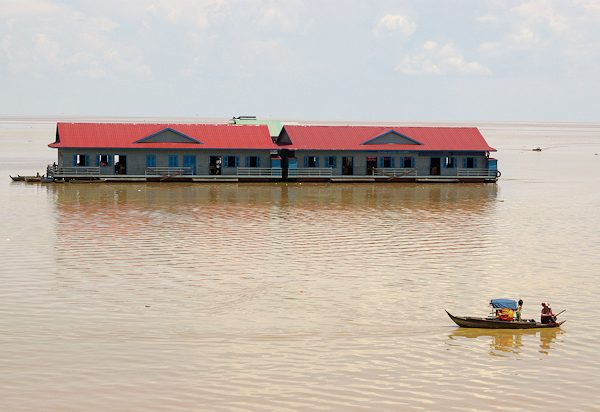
[490,299,517,321]
[541,302,556,324]
[516,299,523,321]
[497,308,515,321]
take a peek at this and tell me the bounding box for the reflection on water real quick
[449,327,561,356]
[50,182,498,211]
[2,123,600,411]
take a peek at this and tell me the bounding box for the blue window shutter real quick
[257,157,261,167]
[72,155,77,166]
[463,158,467,168]
[235,156,240,167]
[146,155,155,167]
[315,157,319,167]
[85,155,90,166]
[108,155,113,166]
[391,157,395,168]
[245,157,250,167]
[304,157,308,167]
[474,158,478,168]
[332,156,337,168]
[96,155,100,166]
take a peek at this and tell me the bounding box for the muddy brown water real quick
[1,120,599,411]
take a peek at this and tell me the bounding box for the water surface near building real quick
[1,121,599,411]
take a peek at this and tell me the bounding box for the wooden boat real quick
[40,176,54,183]
[24,176,42,182]
[446,310,564,329]
[10,175,25,181]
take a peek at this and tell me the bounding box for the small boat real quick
[446,310,564,329]
[10,175,25,181]
[40,176,54,183]
[24,176,42,182]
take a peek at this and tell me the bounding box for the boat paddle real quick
[555,309,566,318]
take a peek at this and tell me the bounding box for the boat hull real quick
[446,310,564,329]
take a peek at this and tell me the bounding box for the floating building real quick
[47,118,499,183]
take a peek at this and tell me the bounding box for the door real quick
[115,155,127,175]
[342,157,353,175]
[209,156,222,175]
[430,157,441,176]
[366,156,377,175]
[183,155,196,175]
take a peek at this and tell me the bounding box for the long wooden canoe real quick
[446,310,564,329]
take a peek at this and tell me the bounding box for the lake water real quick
[1,120,599,411]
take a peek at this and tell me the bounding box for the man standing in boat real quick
[541,302,557,324]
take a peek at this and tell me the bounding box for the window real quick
[305,156,319,167]
[464,157,476,168]
[445,157,456,168]
[382,156,393,168]
[402,156,413,168]
[74,154,87,166]
[146,154,156,168]
[245,156,260,167]
[98,154,112,167]
[224,156,239,167]
[168,155,178,167]
[325,156,336,168]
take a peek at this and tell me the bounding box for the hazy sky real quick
[1,0,599,122]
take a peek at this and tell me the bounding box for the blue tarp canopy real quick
[490,299,517,310]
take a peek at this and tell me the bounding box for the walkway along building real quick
[47,121,499,183]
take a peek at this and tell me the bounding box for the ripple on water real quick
[2,124,600,411]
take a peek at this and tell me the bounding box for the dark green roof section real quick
[232,116,283,138]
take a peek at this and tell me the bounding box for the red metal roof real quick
[282,125,496,152]
[49,123,278,150]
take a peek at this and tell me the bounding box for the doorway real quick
[366,156,377,175]
[209,156,222,175]
[115,155,127,175]
[342,157,353,175]
[430,157,441,176]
